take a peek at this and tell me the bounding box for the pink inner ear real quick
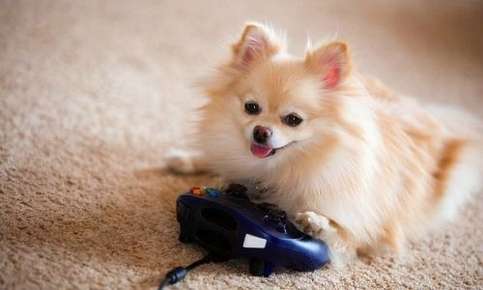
[242,46,255,65]
[323,65,340,88]
[240,34,266,66]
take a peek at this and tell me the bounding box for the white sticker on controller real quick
[242,234,267,249]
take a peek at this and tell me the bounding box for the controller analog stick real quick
[225,183,249,199]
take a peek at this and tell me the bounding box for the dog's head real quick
[200,23,355,176]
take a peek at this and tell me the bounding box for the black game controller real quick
[176,184,330,277]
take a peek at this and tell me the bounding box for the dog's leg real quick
[165,148,208,174]
[295,211,355,266]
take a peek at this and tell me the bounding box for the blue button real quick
[205,188,220,198]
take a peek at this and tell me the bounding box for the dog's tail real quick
[427,104,483,222]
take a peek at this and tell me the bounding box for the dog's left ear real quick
[231,23,282,70]
[305,42,351,89]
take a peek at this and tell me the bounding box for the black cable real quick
[158,255,212,290]
[186,254,212,270]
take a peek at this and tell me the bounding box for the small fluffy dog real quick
[168,23,482,264]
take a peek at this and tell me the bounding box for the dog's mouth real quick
[250,142,294,159]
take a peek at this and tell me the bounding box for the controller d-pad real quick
[264,208,288,234]
[265,209,287,221]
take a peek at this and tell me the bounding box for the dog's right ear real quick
[231,23,282,70]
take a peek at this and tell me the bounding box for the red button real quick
[191,186,203,196]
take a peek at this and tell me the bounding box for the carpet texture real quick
[1,1,482,289]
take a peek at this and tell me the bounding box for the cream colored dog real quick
[167,23,482,264]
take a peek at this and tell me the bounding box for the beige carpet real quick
[1,1,482,289]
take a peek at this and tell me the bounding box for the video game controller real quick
[176,184,330,277]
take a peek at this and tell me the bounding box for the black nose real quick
[253,126,272,145]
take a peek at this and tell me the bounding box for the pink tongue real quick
[250,143,273,158]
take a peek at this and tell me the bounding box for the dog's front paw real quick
[295,211,334,237]
[165,148,198,174]
[296,211,352,266]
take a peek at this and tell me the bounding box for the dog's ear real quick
[231,23,282,70]
[305,42,351,89]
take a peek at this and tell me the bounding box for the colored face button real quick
[205,188,220,198]
[191,186,204,196]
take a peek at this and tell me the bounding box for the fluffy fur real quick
[167,23,482,264]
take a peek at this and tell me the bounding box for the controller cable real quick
[158,254,213,289]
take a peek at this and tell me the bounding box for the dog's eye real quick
[282,113,303,127]
[244,101,261,115]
